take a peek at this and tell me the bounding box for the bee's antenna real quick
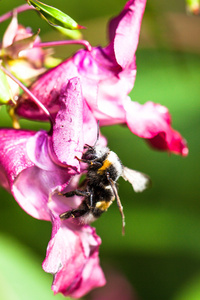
[106,172,125,235]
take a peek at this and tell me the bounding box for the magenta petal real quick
[13,163,71,220]
[43,217,106,298]
[69,251,106,298]
[0,129,72,219]
[50,77,84,171]
[125,100,188,155]
[0,128,51,219]
[0,129,35,190]
[147,130,188,156]
[26,130,59,171]
[15,59,77,120]
[82,100,100,146]
[107,0,147,68]
[13,166,51,220]
[15,0,147,124]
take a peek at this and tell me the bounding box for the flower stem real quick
[0,4,33,23]
[0,65,53,124]
[34,40,92,52]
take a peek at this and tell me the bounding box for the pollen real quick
[97,159,112,174]
[96,200,113,211]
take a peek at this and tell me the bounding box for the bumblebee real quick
[59,139,151,234]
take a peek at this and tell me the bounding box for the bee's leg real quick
[61,190,90,197]
[60,208,87,220]
[88,188,94,208]
[75,156,102,168]
[60,200,88,220]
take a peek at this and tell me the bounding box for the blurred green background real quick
[0,1,200,300]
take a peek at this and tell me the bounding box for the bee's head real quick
[82,144,109,161]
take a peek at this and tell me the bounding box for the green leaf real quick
[0,234,68,300]
[0,68,12,104]
[173,274,200,300]
[27,0,84,30]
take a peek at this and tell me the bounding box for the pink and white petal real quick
[50,78,84,171]
[12,162,72,220]
[0,129,73,220]
[0,129,35,190]
[16,59,78,121]
[26,130,58,171]
[48,183,83,219]
[82,100,100,146]
[43,217,105,298]
[73,48,115,110]
[69,251,106,298]
[107,0,147,68]
[26,130,73,188]
[125,100,188,155]
[74,48,116,81]
[2,14,18,48]
[12,166,51,220]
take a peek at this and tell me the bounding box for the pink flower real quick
[0,13,49,99]
[2,14,45,68]
[124,100,188,155]
[0,78,106,297]
[15,0,188,156]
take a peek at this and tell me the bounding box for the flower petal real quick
[0,129,35,190]
[15,59,77,120]
[0,129,72,219]
[26,130,58,171]
[125,100,188,155]
[13,166,51,220]
[50,77,84,171]
[2,14,18,48]
[43,216,106,298]
[82,99,100,146]
[73,48,131,126]
[15,0,146,123]
[106,0,147,68]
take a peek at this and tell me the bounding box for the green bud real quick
[26,0,84,30]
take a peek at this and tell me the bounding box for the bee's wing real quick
[122,166,151,193]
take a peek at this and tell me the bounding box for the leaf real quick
[27,0,84,30]
[0,234,68,300]
[173,274,200,300]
